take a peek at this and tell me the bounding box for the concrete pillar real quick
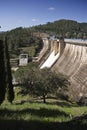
[54,40,59,55]
[50,40,54,52]
[59,38,66,55]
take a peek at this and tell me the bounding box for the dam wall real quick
[37,37,87,101]
[52,40,87,101]
[33,38,51,63]
[40,38,65,69]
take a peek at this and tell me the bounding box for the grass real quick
[20,46,36,57]
[1,100,87,122]
[0,101,69,121]
[0,87,87,130]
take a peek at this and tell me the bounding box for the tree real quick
[77,32,83,39]
[0,40,6,104]
[0,37,14,104]
[4,37,14,103]
[1,28,43,59]
[65,32,71,38]
[83,33,87,39]
[15,67,69,103]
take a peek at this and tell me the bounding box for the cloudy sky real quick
[0,0,87,31]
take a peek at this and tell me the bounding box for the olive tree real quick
[15,66,69,103]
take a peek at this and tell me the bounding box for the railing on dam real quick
[37,38,87,69]
[57,38,87,46]
[64,39,87,46]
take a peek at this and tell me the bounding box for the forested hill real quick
[0,19,87,58]
[0,19,87,39]
[31,19,87,39]
[0,27,43,59]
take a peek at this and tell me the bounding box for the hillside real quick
[31,19,87,39]
[0,19,87,59]
[0,27,43,59]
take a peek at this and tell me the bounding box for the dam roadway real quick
[39,38,87,101]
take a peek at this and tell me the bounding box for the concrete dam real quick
[37,38,87,101]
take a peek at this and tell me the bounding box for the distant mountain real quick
[31,19,87,39]
[1,19,87,39]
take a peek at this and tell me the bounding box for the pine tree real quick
[0,40,6,104]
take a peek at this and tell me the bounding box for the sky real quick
[0,0,87,31]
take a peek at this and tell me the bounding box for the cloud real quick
[32,19,39,22]
[48,7,55,10]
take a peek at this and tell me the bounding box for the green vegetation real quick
[0,38,14,104]
[20,46,36,57]
[0,19,87,59]
[32,19,87,39]
[4,37,14,103]
[0,100,85,123]
[0,27,43,59]
[0,88,87,130]
[0,40,6,104]
[14,64,69,103]
[0,52,87,130]
[0,19,87,129]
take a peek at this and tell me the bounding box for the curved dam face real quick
[33,38,51,63]
[52,40,87,101]
[38,38,87,101]
[40,39,65,69]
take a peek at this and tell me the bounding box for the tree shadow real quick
[42,98,77,107]
[0,107,87,130]
[14,96,77,107]
[0,118,87,130]
[55,100,77,107]
[0,107,69,118]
